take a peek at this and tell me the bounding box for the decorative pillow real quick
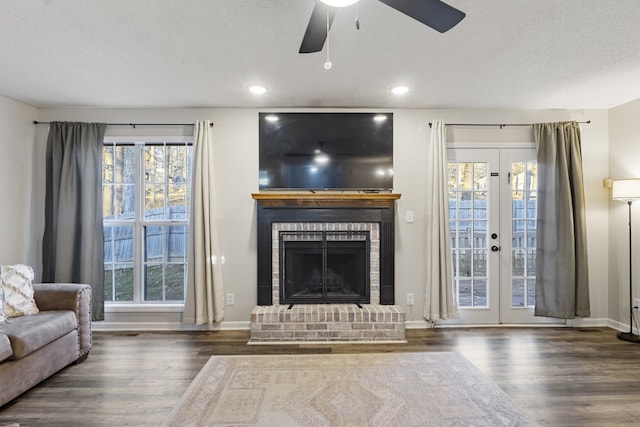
[0,270,5,323]
[1,264,39,318]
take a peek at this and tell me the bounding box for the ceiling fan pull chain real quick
[324,8,333,70]
[355,2,360,30]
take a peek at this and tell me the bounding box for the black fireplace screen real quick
[280,231,370,304]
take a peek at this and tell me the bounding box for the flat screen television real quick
[258,112,393,191]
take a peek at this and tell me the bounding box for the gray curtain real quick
[534,121,590,318]
[42,122,107,321]
[184,120,224,325]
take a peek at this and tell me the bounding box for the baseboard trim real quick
[606,318,636,333]
[91,318,614,332]
[566,317,610,328]
[91,321,251,332]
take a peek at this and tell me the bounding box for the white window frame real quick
[103,136,192,308]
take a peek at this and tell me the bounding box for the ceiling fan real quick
[299,0,466,54]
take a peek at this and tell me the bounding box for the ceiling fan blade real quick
[378,0,465,33]
[299,2,338,54]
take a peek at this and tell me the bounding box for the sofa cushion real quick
[0,334,12,362]
[1,264,39,318]
[0,279,6,323]
[0,311,77,359]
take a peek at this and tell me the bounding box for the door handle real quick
[491,245,500,252]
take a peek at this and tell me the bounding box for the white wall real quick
[608,99,640,328]
[33,107,611,328]
[0,95,38,265]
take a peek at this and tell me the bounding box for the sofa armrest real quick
[32,283,92,358]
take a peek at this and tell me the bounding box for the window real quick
[102,140,193,303]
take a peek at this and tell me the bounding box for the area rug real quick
[163,352,534,427]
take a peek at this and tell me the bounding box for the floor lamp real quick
[612,178,640,343]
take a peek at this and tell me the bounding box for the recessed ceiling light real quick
[313,153,330,165]
[320,0,359,7]
[390,85,410,95]
[248,84,268,95]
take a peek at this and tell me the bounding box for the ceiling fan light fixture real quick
[319,0,359,7]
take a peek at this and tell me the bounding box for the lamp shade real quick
[612,179,640,201]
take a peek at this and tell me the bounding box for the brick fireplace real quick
[249,192,406,343]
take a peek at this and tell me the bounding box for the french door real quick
[447,147,562,325]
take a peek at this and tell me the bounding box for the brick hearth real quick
[249,304,406,343]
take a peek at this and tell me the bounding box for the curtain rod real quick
[428,120,591,129]
[33,121,214,128]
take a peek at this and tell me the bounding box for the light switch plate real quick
[406,211,414,223]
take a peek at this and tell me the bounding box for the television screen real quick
[258,112,393,190]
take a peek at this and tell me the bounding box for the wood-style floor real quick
[1,327,640,426]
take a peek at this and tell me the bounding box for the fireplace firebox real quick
[280,231,369,304]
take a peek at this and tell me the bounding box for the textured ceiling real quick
[1,0,639,109]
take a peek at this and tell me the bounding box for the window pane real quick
[104,225,134,263]
[113,264,134,301]
[473,163,487,190]
[458,249,471,277]
[512,249,525,276]
[473,279,487,307]
[103,146,114,183]
[473,192,487,219]
[447,163,457,193]
[458,163,473,191]
[103,145,136,220]
[144,144,191,221]
[116,145,136,184]
[103,184,114,218]
[145,146,166,183]
[115,184,135,219]
[473,220,486,248]
[103,225,134,302]
[458,279,472,308]
[457,222,471,248]
[512,278,525,307]
[527,249,536,276]
[448,191,457,220]
[145,184,166,219]
[168,184,188,219]
[527,279,536,306]
[472,249,487,276]
[144,225,187,301]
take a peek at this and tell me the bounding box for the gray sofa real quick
[0,283,92,407]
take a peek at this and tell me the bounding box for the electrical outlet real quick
[634,298,640,309]
[226,293,235,306]
[407,293,415,306]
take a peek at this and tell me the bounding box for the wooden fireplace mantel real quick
[252,192,401,208]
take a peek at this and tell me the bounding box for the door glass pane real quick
[511,160,537,308]
[449,161,489,308]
